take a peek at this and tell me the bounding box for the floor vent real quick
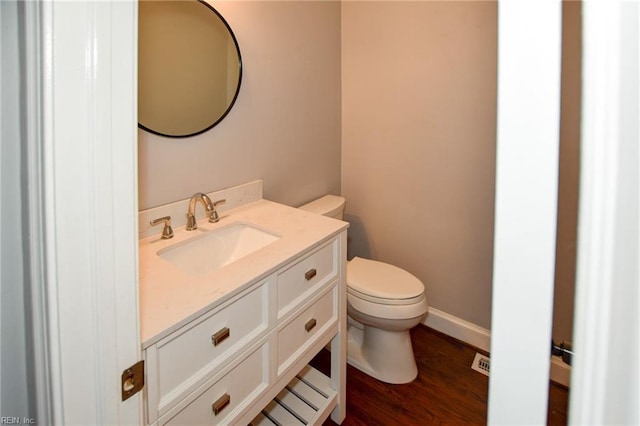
[471,353,490,377]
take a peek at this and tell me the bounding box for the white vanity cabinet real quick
[141,226,347,426]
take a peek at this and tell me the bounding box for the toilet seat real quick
[347,287,424,306]
[347,292,428,320]
[347,257,425,305]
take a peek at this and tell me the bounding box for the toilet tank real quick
[299,195,345,220]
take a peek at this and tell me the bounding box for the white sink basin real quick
[157,222,280,276]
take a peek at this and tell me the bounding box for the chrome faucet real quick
[185,193,226,230]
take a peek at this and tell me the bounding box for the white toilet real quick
[299,195,428,384]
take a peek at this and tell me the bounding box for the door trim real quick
[570,1,640,423]
[39,1,141,423]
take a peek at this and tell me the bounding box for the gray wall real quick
[1,1,33,419]
[139,0,580,339]
[341,1,498,329]
[138,1,342,210]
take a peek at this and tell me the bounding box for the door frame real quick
[37,1,141,423]
[489,1,639,424]
[35,0,638,424]
[569,1,640,423]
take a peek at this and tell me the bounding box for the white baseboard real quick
[422,307,571,387]
[422,307,491,352]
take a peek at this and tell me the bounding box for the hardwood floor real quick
[310,325,569,426]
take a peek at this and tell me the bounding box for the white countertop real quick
[139,199,348,348]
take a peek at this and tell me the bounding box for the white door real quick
[489,1,640,424]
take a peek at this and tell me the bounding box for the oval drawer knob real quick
[305,318,317,332]
[212,393,230,415]
[305,268,317,281]
[211,327,230,346]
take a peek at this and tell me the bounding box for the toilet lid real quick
[347,257,425,304]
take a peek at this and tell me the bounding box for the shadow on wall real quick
[344,213,371,261]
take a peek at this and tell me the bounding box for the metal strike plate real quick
[305,318,317,332]
[121,360,144,401]
[212,327,230,346]
[305,268,317,281]
[212,393,231,415]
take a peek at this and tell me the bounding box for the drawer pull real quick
[212,393,231,415]
[305,318,317,332]
[211,327,230,346]
[305,268,317,281]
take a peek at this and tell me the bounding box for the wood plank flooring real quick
[310,325,569,426]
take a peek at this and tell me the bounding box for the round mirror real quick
[138,0,242,138]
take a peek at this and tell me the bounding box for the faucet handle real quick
[150,216,174,239]
[209,199,226,223]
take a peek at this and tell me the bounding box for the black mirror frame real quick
[138,0,243,138]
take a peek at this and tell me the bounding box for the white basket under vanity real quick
[138,181,348,425]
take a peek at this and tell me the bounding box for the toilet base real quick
[346,321,418,384]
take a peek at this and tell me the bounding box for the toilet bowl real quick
[299,195,428,384]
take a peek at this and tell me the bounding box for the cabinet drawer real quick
[277,286,337,375]
[277,239,337,319]
[151,282,269,416]
[162,342,269,425]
